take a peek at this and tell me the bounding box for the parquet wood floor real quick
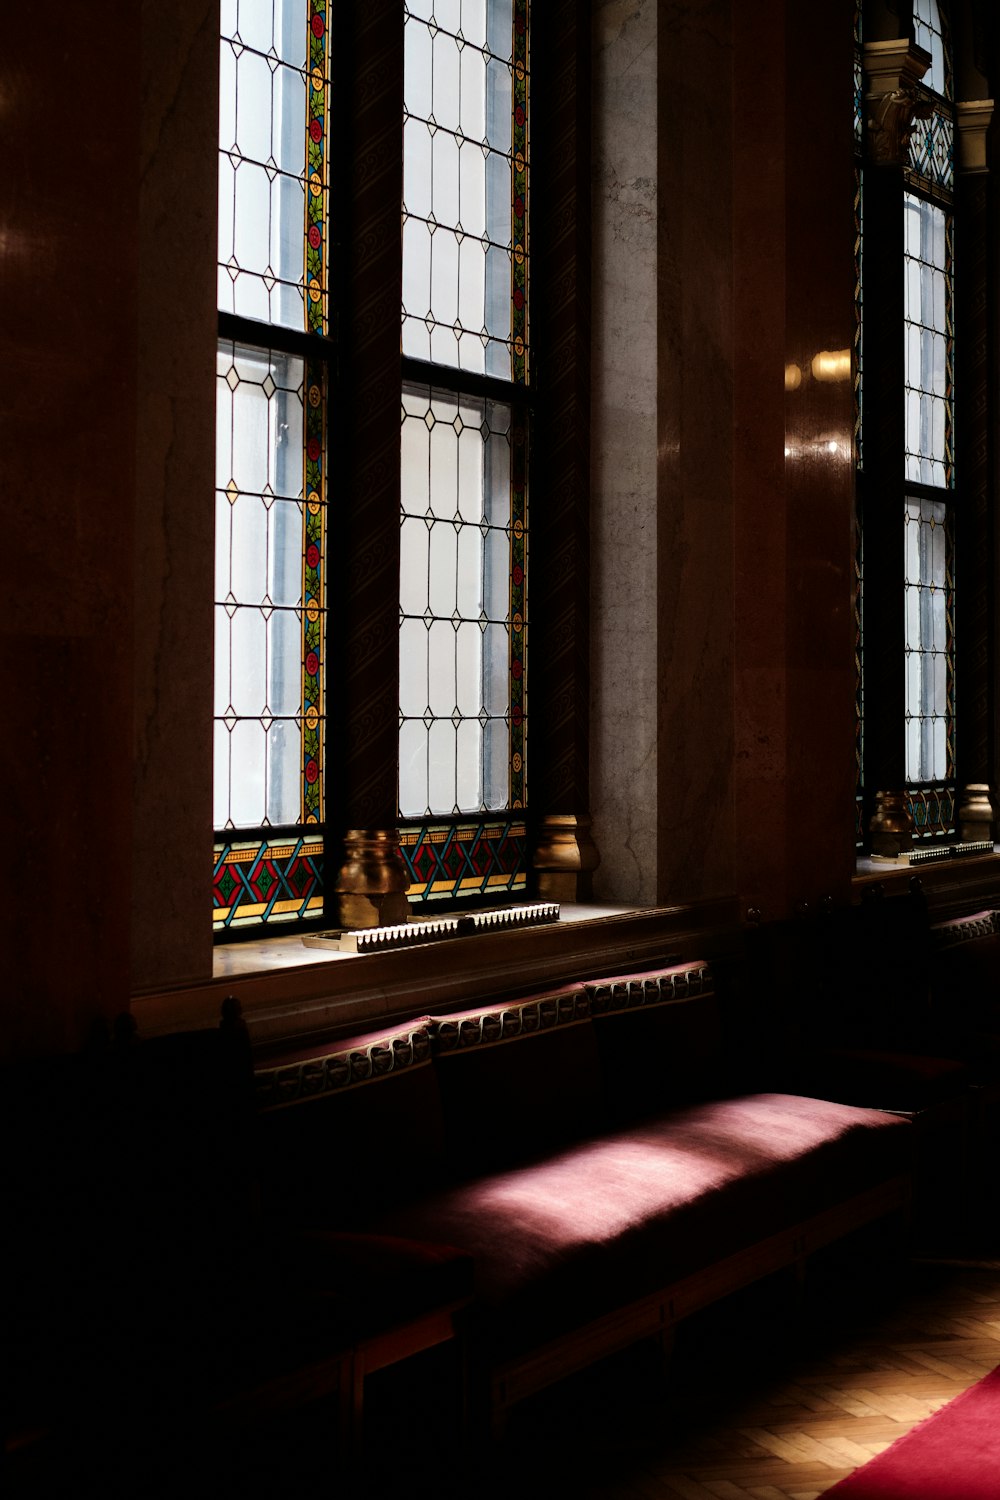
[468,1249,1000,1500]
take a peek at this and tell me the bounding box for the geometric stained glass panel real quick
[903,193,953,488]
[398,381,526,819]
[215,341,327,831]
[402,0,529,382]
[904,496,953,785]
[218,0,331,333]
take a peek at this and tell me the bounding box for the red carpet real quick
[819,1365,1000,1498]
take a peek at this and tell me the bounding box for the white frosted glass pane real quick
[215,606,231,715]
[218,160,236,265]
[236,0,271,53]
[459,141,487,238]
[274,66,306,175]
[404,120,432,218]
[268,609,301,716]
[402,313,432,361]
[272,383,304,498]
[234,163,271,274]
[437,0,461,31]
[904,197,920,255]
[905,390,921,458]
[266,717,301,824]
[213,719,231,827]
[403,218,432,318]
[460,45,487,143]
[220,44,237,149]
[399,619,429,716]
[432,32,461,133]
[906,651,920,712]
[229,718,267,826]
[232,381,269,494]
[461,0,487,48]
[906,718,920,781]
[274,278,306,331]
[931,399,945,464]
[233,270,270,322]
[269,500,302,607]
[485,152,511,245]
[273,173,306,291]
[456,718,482,811]
[231,493,269,604]
[483,621,508,715]
[904,258,920,320]
[231,608,267,715]
[930,522,945,586]
[429,422,458,517]
[904,514,918,583]
[432,131,460,227]
[933,717,947,779]
[406,0,434,22]
[236,50,272,165]
[458,237,486,334]
[934,651,947,714]
[428,719,457,814]
[484,429,510,527]
[405,19,433,120]
[455,621,483,716]
[905,586,920,650]
[429,522,458,616]
[904,325,919,389]
[457,526,483,617]
[400,516,430,615]
[485,57,512,150]
[218,264,236,315]
[932,587,946,652]
[430,324,459,365]
[215,491,232,598]
[428,620,456,715]
[487,0,513,61]
[401,415,431,512]
[221,0,238,38]
[483,525,508,617]
[483,717,509,809]
[931,332,946,396]
[398,719,428,818]
[431,229,460,328]
[277,0,308,69]
[932,271,946,331]
[457,427,484,522]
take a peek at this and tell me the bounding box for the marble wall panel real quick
[591,0,659,905]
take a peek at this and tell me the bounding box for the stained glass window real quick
[904,497,953,784]
[214,0,331,931]
[218,0,331,334]
[402,0,529,381]
[903,193,953,488]
[400,0,530,906]
[398,384,525,819]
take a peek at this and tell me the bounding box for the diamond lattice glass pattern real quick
[215,341,326,830]
[398,384,524,818]
[402,0,528,379]
[904,497,954,784]
[218,0,331,332]
[903,193,953,488]
[908,108,954,192]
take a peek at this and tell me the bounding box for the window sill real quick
[133,895,741,1055]
[853,843,1000,913]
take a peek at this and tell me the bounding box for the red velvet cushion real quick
[368,1092,912,1356]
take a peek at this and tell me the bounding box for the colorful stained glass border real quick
[511,0,529,385]
[907,108,954,195]
[907,785,955,840]
[213,834,325,928]
[400,819,528,903]
[302,358,327,824]
[305,0,331,336]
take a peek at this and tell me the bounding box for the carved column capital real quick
[333,828,411,929]
[533,813,600,902]
[956,100,994,174]
[863,38,932,166]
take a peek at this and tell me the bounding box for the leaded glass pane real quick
[398,384,525,819]
[913,0,948,98]
[903,193,953,488]
[904,497,954,784]
[402,0,529,382]
[215,341,327,831]
[218,0,331,333]
[908,109,954,192]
